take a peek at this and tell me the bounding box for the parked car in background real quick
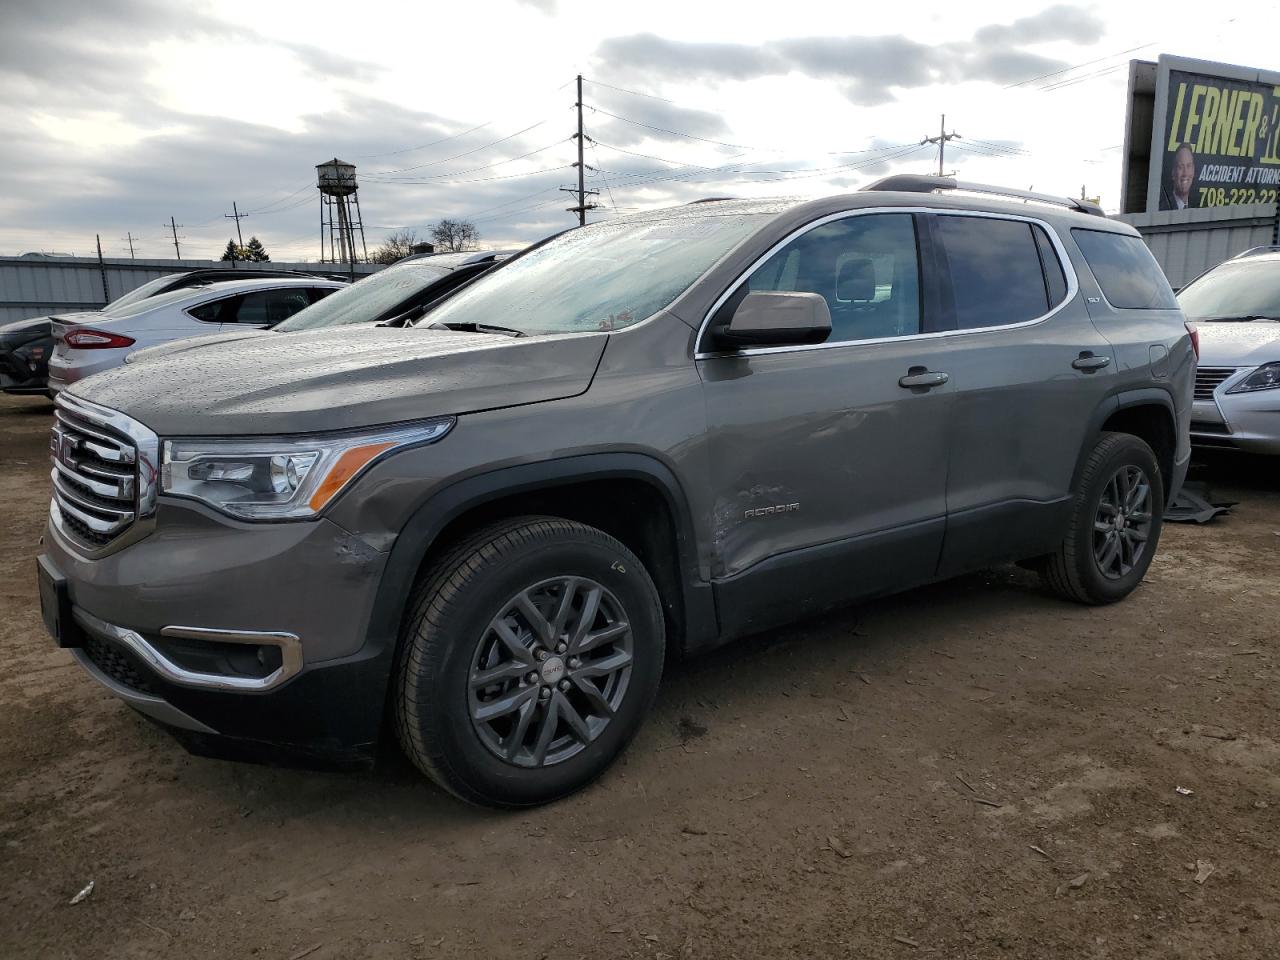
[121,252,516,367]
[1,268,337,395]
[38,178,1193,807]
[46,277,345,394]
[273,250,515,331]
[1178,246,1280,453]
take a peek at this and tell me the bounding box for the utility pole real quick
[224,201,247,248]
[120,232,137,259]
[95,234,110,303]
[165,216,184,260]
[921,114,961,177]
[563,74,599,226]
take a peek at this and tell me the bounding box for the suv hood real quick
[71,326,609,436]
[1196,320,1280,367]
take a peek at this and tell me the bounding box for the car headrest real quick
[836,258,875,302]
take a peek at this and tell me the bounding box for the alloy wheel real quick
[468,576,633,768]
[1092,464,1154,580]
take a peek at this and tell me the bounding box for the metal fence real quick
[1115,202,1279,289]
[0,256,383,324]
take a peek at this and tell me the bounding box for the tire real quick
[394,516,665,808]
[1040,432,1165,605]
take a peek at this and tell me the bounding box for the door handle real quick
[898,369,950,389]
[1072,353,1112,372]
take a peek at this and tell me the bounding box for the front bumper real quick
[1191,387,1280,454]
[41,500,398,766]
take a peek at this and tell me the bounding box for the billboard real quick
[1123,55,1280,215]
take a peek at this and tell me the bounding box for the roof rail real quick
[861,174,1106,217]
[1230,245,1280,260]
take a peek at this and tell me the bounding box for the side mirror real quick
[714,291,832,348]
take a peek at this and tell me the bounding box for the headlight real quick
[1226,362,1280,394]
[161,418,454,520]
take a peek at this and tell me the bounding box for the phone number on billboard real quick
[1199,187,1279,207]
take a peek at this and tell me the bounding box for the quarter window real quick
[936,216,1050,329]
[228,289,314,325]
[1072,229,1178,310]
[743,213,921,343]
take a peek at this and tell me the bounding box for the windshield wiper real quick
[1200,315,1278,322]
[424,320,526,338]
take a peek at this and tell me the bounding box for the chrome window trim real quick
[72,610,304,693]
[693,205,1081,360]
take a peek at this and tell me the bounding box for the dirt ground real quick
[1,391,1277,960]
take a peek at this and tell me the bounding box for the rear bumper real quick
[47,351,122,393]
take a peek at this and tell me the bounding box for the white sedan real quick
[47,277,345,394]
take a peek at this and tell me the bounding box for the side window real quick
[1071,229,1178,310]
[745,213,921,343]
[188,300,223,323]
[936,216,1050,329]
[1033,226,1068,307]
[229,289,314,325]
[308,287,337,304]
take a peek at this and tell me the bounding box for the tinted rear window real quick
[1072,230,1177,309]
[936,216,1049,329]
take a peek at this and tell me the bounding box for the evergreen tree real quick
[219,238,240,262]
[245,237,270,262]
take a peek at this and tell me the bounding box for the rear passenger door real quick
[926,212,1116,576]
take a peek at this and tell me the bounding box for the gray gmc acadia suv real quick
[36,176,1194,807]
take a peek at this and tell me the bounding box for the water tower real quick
[316,158,368,267]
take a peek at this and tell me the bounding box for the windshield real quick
[103,273,185,311]
[274,264,450,331]
[419,210,769,336]
[1178,259,1280,320]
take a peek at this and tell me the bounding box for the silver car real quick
[47,277,346,394]
[1180,246,1280,453]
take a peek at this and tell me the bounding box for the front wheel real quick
[394,517,665,807]
[1040,432,1165,605]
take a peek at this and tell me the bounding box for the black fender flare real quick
[1071,387,1178,499]
[364,452,717,668]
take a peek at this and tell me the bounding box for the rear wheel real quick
[394,517,664,807]
[1040,432,1164,605]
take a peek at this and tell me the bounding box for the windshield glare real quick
[1178,260,1280,320]
[275,264,450,331]
[420,211,769,336]
[103,274,185,312]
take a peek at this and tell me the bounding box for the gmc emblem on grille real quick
[51,430,79,468]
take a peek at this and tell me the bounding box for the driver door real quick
[696,212,955,638]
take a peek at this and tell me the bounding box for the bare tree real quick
[429,219,480,253]
[370,228,420,265]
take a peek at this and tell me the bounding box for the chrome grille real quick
[49,394,159,556]
[1194,366,1237,401]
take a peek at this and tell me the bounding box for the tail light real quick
[64,328,136,349]
[1184,321,1200,361]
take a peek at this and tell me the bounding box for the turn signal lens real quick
[308,442,395,512]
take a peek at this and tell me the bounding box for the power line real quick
[565,75,599,226]
[365,138,569,183]
[371,118,552,175]
[224,201,248,249]
[164,216,184,260]
[580,76,675,104]
[119,232,137,259]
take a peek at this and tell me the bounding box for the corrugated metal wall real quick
[0,256,383,324]
[1115,203,1278,289]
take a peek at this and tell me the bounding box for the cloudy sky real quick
[3,0,1275,262]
